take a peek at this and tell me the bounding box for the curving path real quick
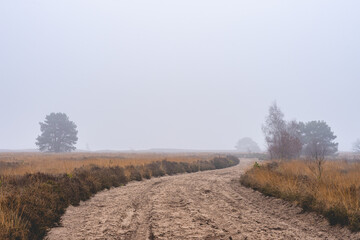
[46,159,359,240]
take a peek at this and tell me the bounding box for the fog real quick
[1,0,359,151]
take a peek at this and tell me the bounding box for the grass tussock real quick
[0,154,239,240]
[240,160,360,231]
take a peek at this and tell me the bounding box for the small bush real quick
[325,205,349,226]
[147,162,165,177]
[161,160,185,175]
[265,161,278,170]
[125,165,142,181]
[300,194,316,212]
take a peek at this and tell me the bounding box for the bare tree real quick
[262,103,302,160]
[262,102,285,159]
[284,120,303,159]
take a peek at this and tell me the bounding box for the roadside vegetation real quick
[241,159,360,231]
[0,153,239,240]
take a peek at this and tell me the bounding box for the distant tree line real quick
[35,109,358,155]
[262,102,338,161]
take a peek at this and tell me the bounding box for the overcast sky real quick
[1,0,359,151]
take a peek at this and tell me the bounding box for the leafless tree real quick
[262,103,302,160]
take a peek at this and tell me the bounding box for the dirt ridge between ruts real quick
[46,159,360,240]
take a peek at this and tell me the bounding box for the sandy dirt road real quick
[46,159,359,240]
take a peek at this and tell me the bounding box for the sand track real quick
[46,159,360,240]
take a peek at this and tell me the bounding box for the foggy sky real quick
[1,0,360,151]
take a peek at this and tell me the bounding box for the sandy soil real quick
[46,159,360,240]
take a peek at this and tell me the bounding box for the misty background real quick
[1,0,359,151]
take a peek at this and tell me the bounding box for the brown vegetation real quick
[240,159,360,231]
[0,153,239,240]
[262,103,303,160]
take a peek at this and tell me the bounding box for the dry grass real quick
[0,152,239,240]
[241,159,360,231]
[0,152,216,175]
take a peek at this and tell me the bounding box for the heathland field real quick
[0,152,239,240]
[2,153,360,240]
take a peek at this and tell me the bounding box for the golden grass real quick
[241,159,360,231]
[0,152,217,176]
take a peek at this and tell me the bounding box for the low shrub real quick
[146,162,165,177]
[125,165,142,181]
[325,205,349,226]
[161,160,185,175]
